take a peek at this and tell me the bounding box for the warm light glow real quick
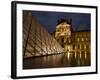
[82,38,84,41]
[67,52,71,60]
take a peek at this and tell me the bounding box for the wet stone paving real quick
[23,51,90,69]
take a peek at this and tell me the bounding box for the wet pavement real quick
[23,51,90,69]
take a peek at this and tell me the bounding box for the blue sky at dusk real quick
[32,11,91,33]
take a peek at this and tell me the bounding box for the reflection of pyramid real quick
[23,11,64,58]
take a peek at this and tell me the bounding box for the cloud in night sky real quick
[32,11,91,33]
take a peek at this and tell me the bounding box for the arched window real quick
[81,38,84,42]
[77,38,80,42]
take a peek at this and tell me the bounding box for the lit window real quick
[77,38,79,42]
[82,38,84,41]
[86,38,88,41]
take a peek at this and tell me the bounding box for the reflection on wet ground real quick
[23,51,90,69]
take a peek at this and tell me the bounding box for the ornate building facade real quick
[55,19,72,48]
[55,19,91,52]
[65,31,90,52]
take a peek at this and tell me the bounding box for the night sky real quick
[32,11,91,33]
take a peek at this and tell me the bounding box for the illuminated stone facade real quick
[65,31,90,52]
[55,19,72,48]
[55,19,91,52]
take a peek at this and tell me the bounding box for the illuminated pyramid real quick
[23,11,64,58]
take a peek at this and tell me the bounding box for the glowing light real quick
[67,52,70,60]
[82,38,84,41]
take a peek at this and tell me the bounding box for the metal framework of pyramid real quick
[23,11,64,58]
